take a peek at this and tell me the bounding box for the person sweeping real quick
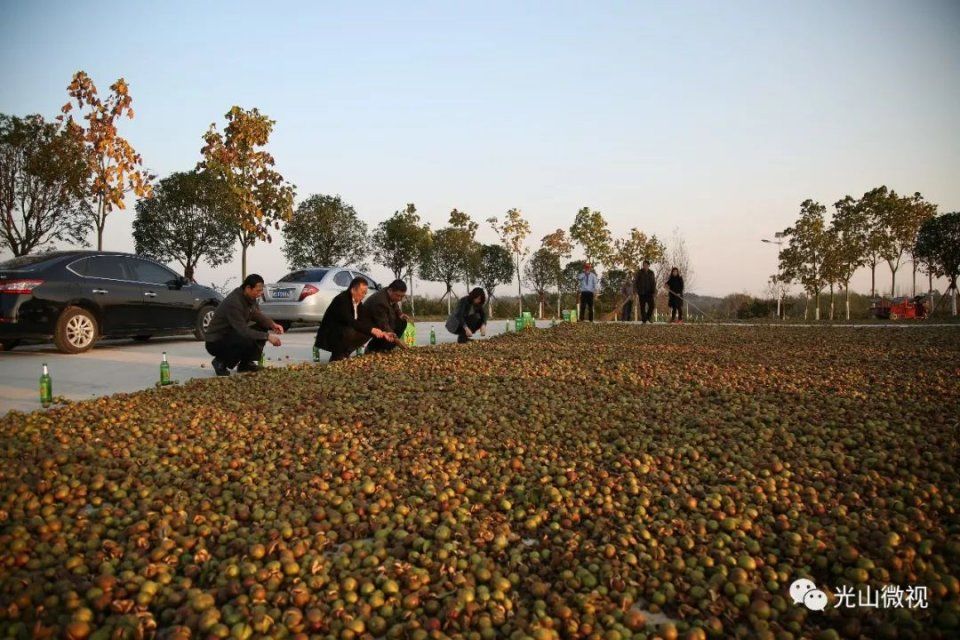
[666,267,685,323]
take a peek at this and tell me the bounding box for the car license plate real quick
[271,289,293,300]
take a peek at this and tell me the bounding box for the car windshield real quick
[279,269,328,283]
[0,254,64,270]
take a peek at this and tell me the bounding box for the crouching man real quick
[363,279,410,354]
[205,274,284,375]
[315,276,395,361]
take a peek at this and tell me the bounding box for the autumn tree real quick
[541,229,573,318]
[523,248,559,319]
[857,186,897,298]
[0,114,90,256]
[282,194,368,271]
[477,243,514,318]
[488,208,531,314]
[372,203,431,314]
[569,207,612,266]
[878,191,937,297]
[914,212,960,316]
[132,170,235,281]
[777,199,828,320]
[828,196,869,319]
[612,228,665,320]
[59,71,153,250]
[199,106,295,278]
[420,209,478,314]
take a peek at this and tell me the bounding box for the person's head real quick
[671,267,680,277]
[242,274,265,300]
[584,262,592,272]
[642,260,650,271]
[469,287,486,306]
[386,279,407,304]
[348,276,368,302]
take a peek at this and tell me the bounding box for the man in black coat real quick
[205,274,285,375]
[363,279,410,353]
[634,260,657,324]
[314,277,394,362]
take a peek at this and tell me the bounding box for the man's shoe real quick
[237,362,261,373]
[211,358,230,376]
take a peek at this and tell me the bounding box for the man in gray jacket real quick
[205,274,284,375]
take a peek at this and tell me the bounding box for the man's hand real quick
[272,323,285,334]
[267,333,282,347]
[371,328,385,339]
[464,327,474,338]
[400,313,410,322]
[384,332,397,343]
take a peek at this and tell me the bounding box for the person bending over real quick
[446,287,487,343]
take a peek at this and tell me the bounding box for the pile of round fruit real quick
[1,324,958,639]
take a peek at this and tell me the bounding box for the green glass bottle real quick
[160,352,171,385]
[430,328,436,345]
[312,345,320,362]
[40,363,52,407]
[356,345,364,357]
[259,351,265,368]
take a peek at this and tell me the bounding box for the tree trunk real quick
[446,290,452,315]
[488,296,494,319]
[845,285,851,321]
[870,264,876,298]
[96,199,107,251]
[409,273,416,317]
[891,267,897,298]
[538,297,543,319]
[912,262,917,297]
[829,285,834,321]
[241,244,248,280]
[184,264,195,281]
[516,256,522,315]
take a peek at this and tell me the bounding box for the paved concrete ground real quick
[0,320,546,414]
[3,320,956,415]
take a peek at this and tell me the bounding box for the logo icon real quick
[790,578,828,611]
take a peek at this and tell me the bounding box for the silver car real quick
[259,267,381,329]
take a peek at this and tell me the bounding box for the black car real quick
[0,251,223,353]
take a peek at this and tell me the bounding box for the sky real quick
[2,0,958,297]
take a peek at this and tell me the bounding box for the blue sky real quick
[2,0,958,297]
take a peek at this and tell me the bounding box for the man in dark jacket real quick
[314,276,393,362]
[634,260,657,324]
[446,288,487,343]
[205,274,285,375]
[362,279,409,353]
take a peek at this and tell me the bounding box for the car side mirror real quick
[169,276,189,289]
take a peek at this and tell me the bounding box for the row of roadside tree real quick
[2,70,957,318]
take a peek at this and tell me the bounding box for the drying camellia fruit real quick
[0,324,958,639]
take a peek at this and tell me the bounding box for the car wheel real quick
[194,305,216,340]
[54,306,98,354]
[278,320,292,332]
[0,339,22,352]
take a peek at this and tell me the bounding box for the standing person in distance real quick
[205,274,285,375]
[666,267,685,323]
[620,271,634,321]
[314,276,394,362]
[446,287,488,343]
[363,279,410,354]
[577,262,599,322]
[634,260,657,324]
